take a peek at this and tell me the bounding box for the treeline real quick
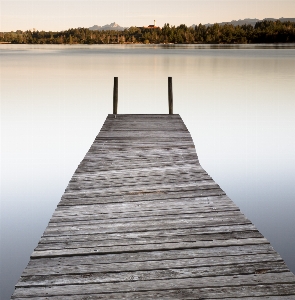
[1,20,295,44]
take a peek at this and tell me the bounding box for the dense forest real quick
[1,20,295,44]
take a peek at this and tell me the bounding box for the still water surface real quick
[1,44,295,299]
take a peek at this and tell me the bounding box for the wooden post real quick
[168,77,173,114]
[113,77,118,114]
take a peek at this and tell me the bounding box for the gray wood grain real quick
[24,244,277,271]
[52,199,238,217]
[21,253,284,278]
[59,190,227,206]
[11,272,295,297]
[36,231,263,251]
[11,286,295,300]
[17,261,288,287]
[46,210,246,229]
[42,215,252,238]
[31,238,269,258]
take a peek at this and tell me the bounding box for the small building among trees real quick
[143,20,161,29]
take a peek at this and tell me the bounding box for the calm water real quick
[1,44,295,299]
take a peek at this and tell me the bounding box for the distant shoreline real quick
[1,20,295,44]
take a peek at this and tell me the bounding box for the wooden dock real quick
[12,114,295,299]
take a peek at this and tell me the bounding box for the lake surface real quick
[1,44,295,299]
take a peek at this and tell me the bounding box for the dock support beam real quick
[113,77,118,114]
[168,77,173,114]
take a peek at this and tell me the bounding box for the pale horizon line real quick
[2,16,294,32]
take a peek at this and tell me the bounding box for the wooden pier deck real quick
[12,114,295,299]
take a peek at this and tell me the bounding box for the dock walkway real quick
[12,114,295,299]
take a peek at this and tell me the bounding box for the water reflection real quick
[160,43,295,49]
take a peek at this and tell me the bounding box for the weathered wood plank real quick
[53,199,238,212]
[51,200,239,219]
[65,178,215,193]
[24,244,277,271]
[31,238,269,258]
[49,207,240,224]
[72,164,204,178]
[76,160,201,173]
[11,273,295,297]
[47,210,245,228]
[12,285,295,300]
[36,231,263,251]
[17,261,288,287]
[67,170,210,185]
[22,252,284,278]
[96,131,193,138]
[56,194,233,207]
[39,224,258,244]
[42,215,252,238]
[60,187,225,203]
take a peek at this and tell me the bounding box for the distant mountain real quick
[89,22,126,31]
[191,17,295,28]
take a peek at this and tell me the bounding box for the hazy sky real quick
[0,0,294,31]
